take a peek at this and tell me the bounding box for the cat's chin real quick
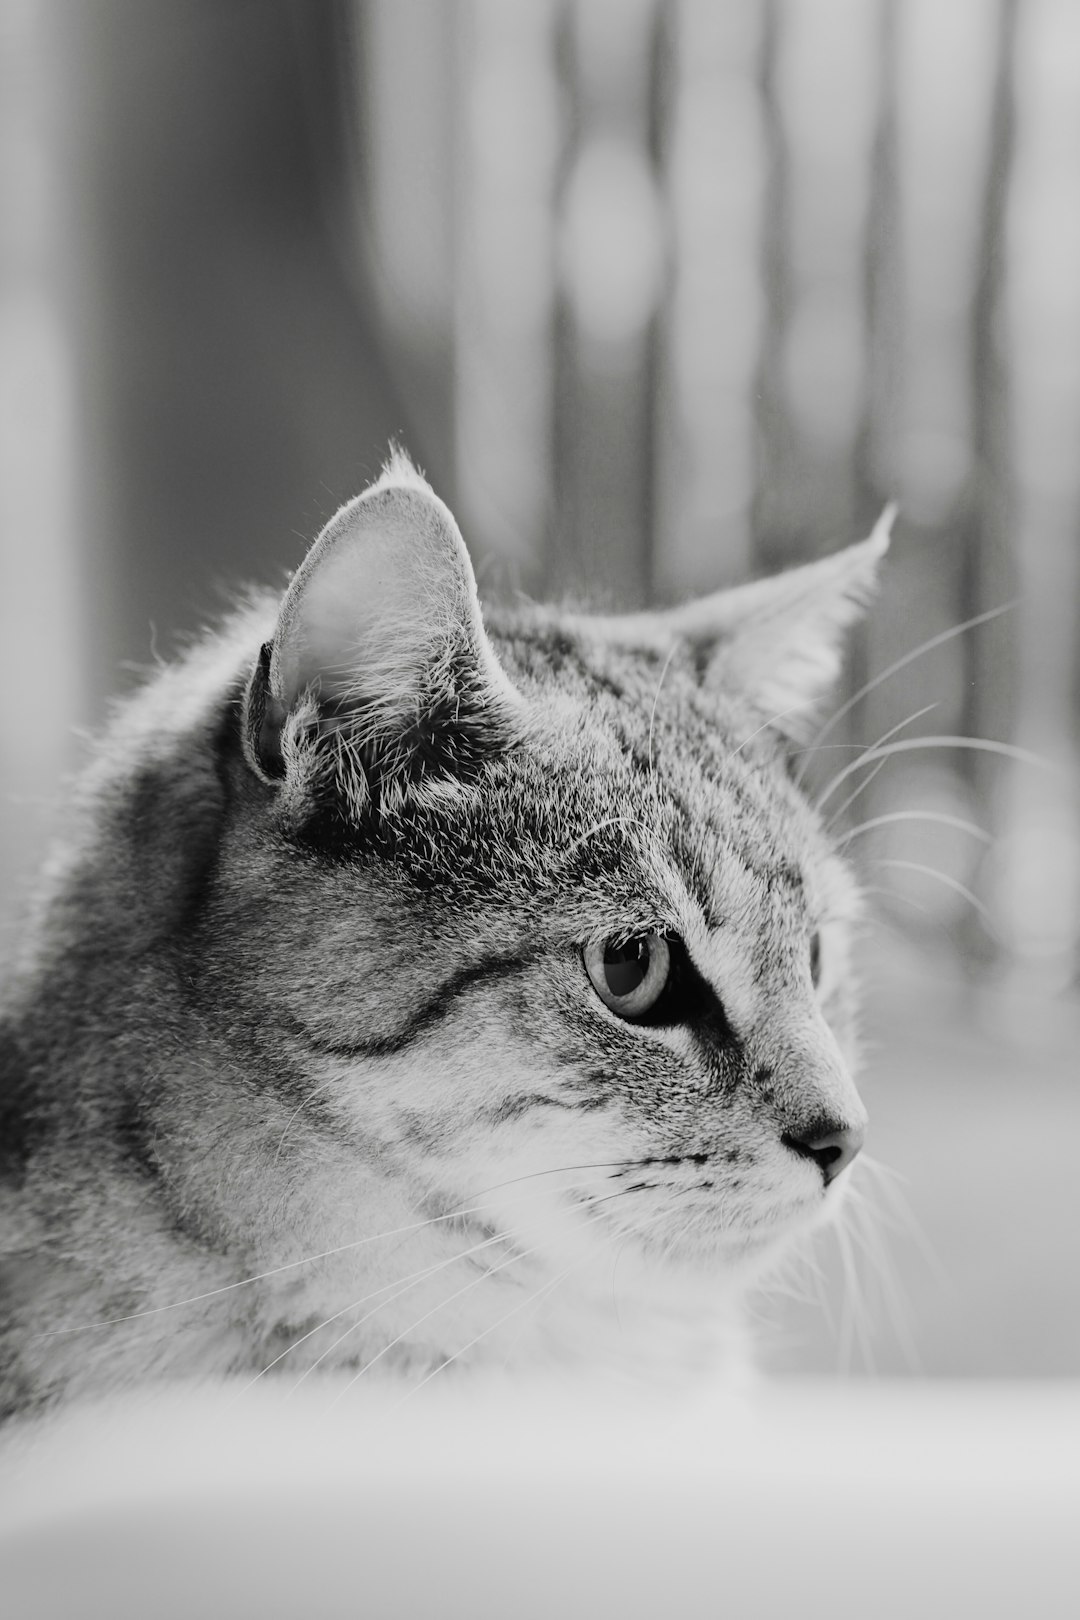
[571,1210,815,1307]
[632,1189,829,1270]
[676,1227,810,1289]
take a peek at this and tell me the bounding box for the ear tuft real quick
[372,442,434,495]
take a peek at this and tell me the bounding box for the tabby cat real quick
[0,452,887,1417]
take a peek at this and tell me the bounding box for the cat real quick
[0,449,888,1418]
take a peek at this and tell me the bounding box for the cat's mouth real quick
[566,1152,814,1215]
[638,1152,712,1168]
[582,1149,835,1255]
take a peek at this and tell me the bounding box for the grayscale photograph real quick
[1,2,1078,1616]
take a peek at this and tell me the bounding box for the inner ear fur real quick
[243,454,522,793]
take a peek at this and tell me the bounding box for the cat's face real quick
[210,455,885,1309]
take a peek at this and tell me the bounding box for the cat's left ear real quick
[587,510,893,736]
[243,454,522,792]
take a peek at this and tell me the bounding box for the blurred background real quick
[1,0,1077,1377]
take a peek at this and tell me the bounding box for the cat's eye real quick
[584,933,671,1020]
[809,930,822,989]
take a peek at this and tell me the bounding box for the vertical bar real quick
[958,0,1019,967]
[854,0,902,533]
[358,0,458,496]
[551,0,665,607]
[994,0,1080,984]
[750,0,792,572]
[550,0,583,597]
[453,0,560,595]
[844,0,901,786]
[862,0,1000,940]
[655,0,764,603]
[774,0,879,557]
[0,1,83,945]
[642,0,674,605]
[961,0,1019,775]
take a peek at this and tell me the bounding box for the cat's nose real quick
[782,1117,865,1186]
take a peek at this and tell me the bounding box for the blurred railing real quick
[1,0,1078,988]
[351,0,1080,987]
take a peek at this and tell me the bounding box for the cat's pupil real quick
[602,939,650,997]
[810,930,822,988]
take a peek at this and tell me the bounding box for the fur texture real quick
[0,455,886,1416]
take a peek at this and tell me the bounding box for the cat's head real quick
[226,453,888,1295]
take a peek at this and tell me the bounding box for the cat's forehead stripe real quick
[649,849,764,1031]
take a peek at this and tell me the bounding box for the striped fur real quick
[0,454,886,1415]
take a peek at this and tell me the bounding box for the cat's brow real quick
[691,927,760,1033]
[655,851,765,1032]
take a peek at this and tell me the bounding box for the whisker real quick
[818,734,1055,810]
[815,703,939,811]
[468,1158,644,1201]
[791,742,895,757]
[836,809,993,849]
[327,1239,541,1405]
[825,758,892,832]
[283,1229,517,1395]
[560,815,653,865]
[762,1261,828,1317]
[731,699,815,756]
[869,858,999,936]
[287,1174,640,1391]
[274,1079,338,1162]
[798,1245,833,1319]
[330,1188,632,1406]
[610,1235,631,1335]
[841,1171,923,1374]
[799,600,1016,781]
[824,704,943,831]
[395,1203,659,1406]
[498,1200,668,1371]
[857,1154,950,1292]
[241,1230,516,1394]
[834,1217,875,1374]
[397,1253,597,1408]
[836,1202,888,1369]
[856,885,958,955]
[247,1173,637,1389]
[30,1216,498,1342]
[31,1166,635,1343]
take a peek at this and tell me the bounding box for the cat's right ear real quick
[242,455,522,800]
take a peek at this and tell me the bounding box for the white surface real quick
[2,1378,1078,1619]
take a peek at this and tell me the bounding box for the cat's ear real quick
[243,452,521,794]
[587,510,893,736]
